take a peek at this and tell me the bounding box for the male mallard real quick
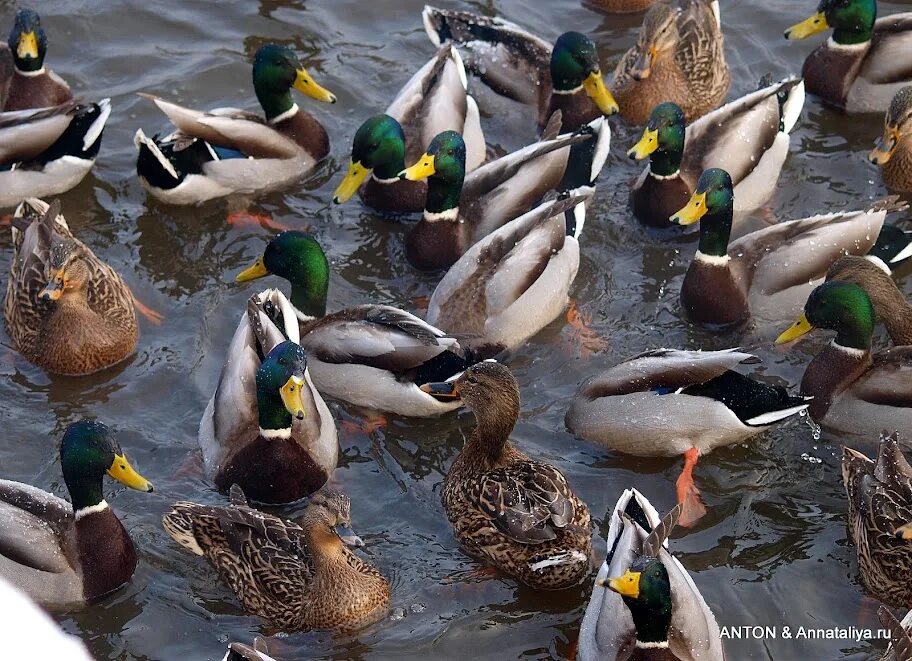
[842,433,912,608]
[776,281,912,438]
[565,348,810,526]
[235,232,470,417]
[784,0,912,113]
[134,43,336,206]
[422,8,618,133]
[332,45,485,211]
[199,290,337,504]
[0,419,153,610]
[426,192,590,358]
[879,606,912,661]
[628,78,805,229]
[670,168,892,330]
[4,198,138,375]
[421,361,592,590]
[827,255,912,345]
[578,490,724,660]
[612,0,729,124]
[163,486,390,631]
[870,86,912,192]
[1,9,71,111]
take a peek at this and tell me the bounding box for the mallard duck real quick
[163,486,390,631]
[784,0,912,113]
[426,192,590,358]
[0,419,153,610]
[879,606,912,661]
[1,9,71,111]
[565,348,810,526]
[331,45,485,211]
[199,289,338,504]
[421,361,592,589]
[234,232,471,417]
[842,433,912,608]
[4,198,137,375]
[399,115,609,270]
[134,43,336,205]
[578,490,724,660]
[611,0,729,124]
[670,168,894,330]
[776,281,912,437]
[827,255,912,345]
[422,8,618,133]
[870,86,912,192]
[628,78,805,229]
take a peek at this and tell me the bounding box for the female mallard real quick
[0,419,153,610]
[578,490,724,660]
[842,433,912,608]
[784,0,912,113]
[670,168,893,330]
[776,282,912,438]
[134,43,336,206]
[879,606,912,661]
[422,8,618,132]
[163,486,390,631]
[870,86,912,192]
[331,45,485,211]
[1,9,71,111]
[234,232,471,417]
[565,348,810,526]
[611,0,729,124]
[421,361,592,590]
[628,78,805,229]
[4,198,138,375]
[426,192,590,358]
[827,255,912,345]
[199,290,337,504]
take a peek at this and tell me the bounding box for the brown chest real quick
[803,43,867,109]
[276,111,330,161]
[801,345,871,420]
[680,259,749,329]
[3,71,70,112]
[362,177,427,213]
[406,218,467,270]
[542,91,601,133]
[75,507,137,603]
[631,174,693,229]
[32,305,137,376]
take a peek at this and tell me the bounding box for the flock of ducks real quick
[1,0,912,659]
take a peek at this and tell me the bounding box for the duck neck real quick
[624,594,672,645]
[302,519,348,571]
[834,319,873,351]
[283,267,328,318]
[425,173,463,217]
[255,86,296,122]
[373,140,407,181]
[64,474,106,513]
[257,390,293,433]
[650,146,683,178]
[465,398,519,464]
[697,207,733,257]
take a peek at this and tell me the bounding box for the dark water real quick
[2,0,911,659]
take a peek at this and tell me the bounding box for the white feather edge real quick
[81,98,111,152]
[423,6,442,47]
[744,402,810,427]
[134,128,179,180]
[781,80,805,135]
[604,488,663,553]
[587,116,611,183]
[448,44,468,91]
[891,237,912,264]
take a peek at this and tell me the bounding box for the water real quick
[1,0,910,659]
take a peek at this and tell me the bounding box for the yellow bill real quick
[670,191,707,225]
[606,570,641,598]
[399,153,436,181]
[776,313,815,344]
[294,67,337,104]
[870,127,900,165]
[17,31,38,60]
[627,128,659,160]
[333,160,370,204]
[785,12,828,40]
[583,71,619,116]
[235,257,269,283]
[108,453,154,492]
[280,375,307,420]
[895,523,912,540]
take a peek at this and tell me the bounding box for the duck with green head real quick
[135,43,337,206]
[671,167,889,330]
[2,8,72,111]
[332,45,485,212]
[0,419,153,610]
[785,0,912,113]
[234,233,471,417]
[776,281,912,438]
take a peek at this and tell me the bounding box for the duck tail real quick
[743,394,812,426]
[134,128,183,189]
[560,116,611,193]
[779,78,804,134]
[869,195,910,215]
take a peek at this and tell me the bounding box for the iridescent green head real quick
[627,102,687,176]
[606,555,673,644]
[550,32,618,115]
[671,168,734,255]
[777,281,875,350]
[785,0,876,45]
[399,130,466,214]
[333,115,407,203]
[252,43,336,120]
[256,341,309,431]
[8,9,47,73]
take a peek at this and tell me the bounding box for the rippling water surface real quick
[2,0,912,658]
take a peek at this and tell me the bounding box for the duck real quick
[1,9,72,111]
[0,419,153,610]
[784,0,912,113]
[134,43,336,206]
[398,114,609,270]
[670,168,894,330]
[4,198,138,375]
[234,232,471,417]
[578,489,724,660]
[426,192,591,358]
[870,86,912,192]
[199,289,338,504]
[163,486,390,631]
[565,348,810,527]
[611,0,730,124]
[331,45,485,211]
[776,281,912,438]
[422,7,618,133]
[868,223,912,273]
[420,361,592,590]
[627,78,805,229]
[878,606,912,661]
[842,433,912,608]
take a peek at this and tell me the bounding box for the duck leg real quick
[676,447,706,527]
[341,413,388,435]
[226,210,292,231]
[132,294,164,325]
[565,299,608,357]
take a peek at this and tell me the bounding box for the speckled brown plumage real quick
[875,87,912,193]
[586,0,656,13]
[827,256,912,345]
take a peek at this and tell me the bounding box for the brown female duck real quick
[870,86,912,193]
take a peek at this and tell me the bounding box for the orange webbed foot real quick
[132,295,164,325]
[341,413,388,435]
[226,211,293,231]
[565,299,608,358]
[675,448,706,528]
